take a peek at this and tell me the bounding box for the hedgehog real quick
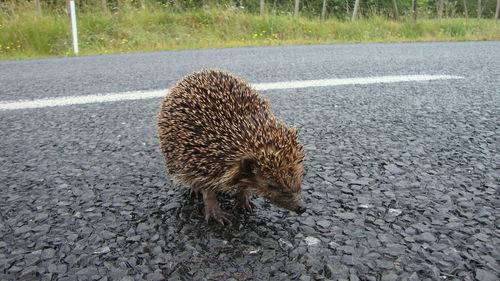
[156,69,306,225]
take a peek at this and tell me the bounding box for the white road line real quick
[255,75,463,90]
[0,75,462,110]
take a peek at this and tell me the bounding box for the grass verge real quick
[0,3,499,60]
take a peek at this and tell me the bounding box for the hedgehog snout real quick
[268,193,305,215]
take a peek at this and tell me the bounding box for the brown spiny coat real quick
[156,69,305,212]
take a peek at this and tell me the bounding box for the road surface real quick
[1,41,499,281]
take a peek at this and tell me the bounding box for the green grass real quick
[0,2,499,60]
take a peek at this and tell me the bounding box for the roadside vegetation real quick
[0,0,498,60]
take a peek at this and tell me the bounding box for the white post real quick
[352,0,360,21]
[68,0,79,55]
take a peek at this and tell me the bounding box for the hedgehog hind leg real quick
[189,186,202,199]
[234,190,255,213]
[202,189,234,225]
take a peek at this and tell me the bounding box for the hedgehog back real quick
[157,69,274,189]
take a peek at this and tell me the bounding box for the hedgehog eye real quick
[240,156,257,176]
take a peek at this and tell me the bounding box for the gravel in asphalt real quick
[1,41,499,280]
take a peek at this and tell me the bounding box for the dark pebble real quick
[350,272,360,281]
[24,250,41,266]
[14,225,31,235]
[475,269,497,281]
[316,220,331,228]
[261,250,275,263]
[376,260,394,270]
[341,255,357,266]
[76,267,99,276]
[299,275,311,281]
[381,272,399,281]
[324,263,334,279]
[385,164,404,174]
[64,254,77,265]
[337,212,357,220]
[414,232,436,243]
[126,235,141,242]
[20,266,39,277]
[35,213,49,221]
[278,238,293,251]
[48,263,67,274]
[41,248,56,260]
[146,272,164,281]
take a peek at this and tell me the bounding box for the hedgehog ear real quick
[240,156,258,176]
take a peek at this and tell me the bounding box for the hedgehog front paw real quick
[235,191,255,213]
[202,189,234,225]
[204,205,234,226]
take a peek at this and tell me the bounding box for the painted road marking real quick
[0,75,463,110]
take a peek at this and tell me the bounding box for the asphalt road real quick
[0,41,499,281]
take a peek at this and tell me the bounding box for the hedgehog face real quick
[235,156,306,214]
[259,178,305,213]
